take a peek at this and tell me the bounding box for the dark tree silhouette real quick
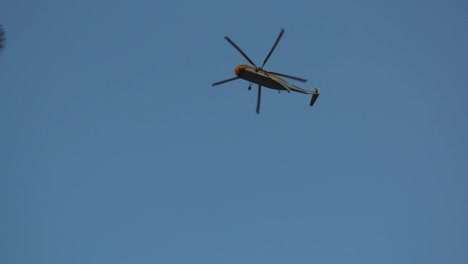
[0,25,5,54]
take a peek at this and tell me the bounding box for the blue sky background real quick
[1,0,467,263]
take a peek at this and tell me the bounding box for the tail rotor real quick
[310,88,320,106]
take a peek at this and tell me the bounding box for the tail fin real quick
[310,88,320,106]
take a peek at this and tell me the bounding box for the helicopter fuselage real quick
[235,65,287,90]
[234,64,314,95]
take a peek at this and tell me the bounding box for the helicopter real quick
[212,28,320,114]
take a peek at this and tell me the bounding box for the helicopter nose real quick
[235,65,246,76]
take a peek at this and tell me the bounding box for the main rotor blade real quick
[261,28,284,68]
[256,84,262,114]
[267,71,307,83]
[224,37,257,68]
[212,77,240,87]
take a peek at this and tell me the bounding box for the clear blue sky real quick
[1,0,467,263]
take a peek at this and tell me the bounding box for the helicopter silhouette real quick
[212,28,320,114]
